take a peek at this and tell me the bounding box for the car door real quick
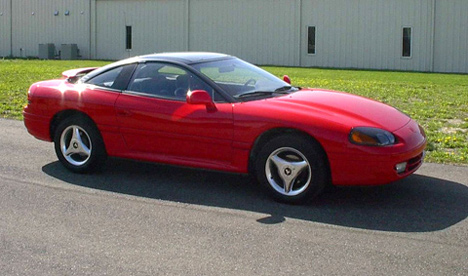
[79,63,137,156]
[114,62,234,168]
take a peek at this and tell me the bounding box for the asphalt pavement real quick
[0,118,467,275]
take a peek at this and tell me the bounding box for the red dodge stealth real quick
[24,52,426,203]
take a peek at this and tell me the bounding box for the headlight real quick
[349,127,396,146]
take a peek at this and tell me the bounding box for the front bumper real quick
[328,120,427,186]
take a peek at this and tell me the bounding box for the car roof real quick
[80,52,233,82]
[138,52,232,64]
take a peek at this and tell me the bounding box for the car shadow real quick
[42,158,468,232]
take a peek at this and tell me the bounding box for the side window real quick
[127,62,222,102]
[86,64,136,90]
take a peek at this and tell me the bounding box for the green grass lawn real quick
[1,59,467,164]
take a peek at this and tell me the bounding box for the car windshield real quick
[192,57,297,99]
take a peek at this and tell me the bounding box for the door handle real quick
[116,109,132,117]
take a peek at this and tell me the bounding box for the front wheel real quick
[54,116,107,173]
[255,135,328,204]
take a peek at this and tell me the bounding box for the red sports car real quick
[24,52,426,203]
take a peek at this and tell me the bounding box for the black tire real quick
[254,134,328,204]
[53,115,107,173]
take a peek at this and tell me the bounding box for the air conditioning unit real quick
[61,44,79,60]
[38,44,55,59]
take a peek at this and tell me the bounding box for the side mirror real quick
[186,90,216,111]
[283,75,291,84]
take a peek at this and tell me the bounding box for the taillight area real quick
[24,85,37,111]
[27,90,32,104]
[418,124,426,138]
[26,84,38,105]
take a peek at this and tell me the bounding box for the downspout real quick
[430,0,436,72]
[94,0,97,59]
[10,0,13,57]
[91,0,97,59]
[298,0,302,67]
[186,0,190,51]
[89,0,92,59]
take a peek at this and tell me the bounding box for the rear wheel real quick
[255,134,328,204]
[54,116,107,173]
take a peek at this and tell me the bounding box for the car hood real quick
[244,89,411,132]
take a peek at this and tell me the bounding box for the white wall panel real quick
[189,0,300,66]
[96,0,186,60]
[300,0,433,71]
[433,0,468,73]
[0,0,11,56]
[2,0,467,73]
[11,0,91,58]
[0,0,11,57]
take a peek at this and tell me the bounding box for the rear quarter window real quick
[85,64,136,90]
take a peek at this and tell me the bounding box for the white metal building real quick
[0,0,467,73]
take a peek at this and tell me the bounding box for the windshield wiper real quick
[235,87,297,99]
[274,86,292,92]
[235,91,275,99]
[275,85,298,92]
